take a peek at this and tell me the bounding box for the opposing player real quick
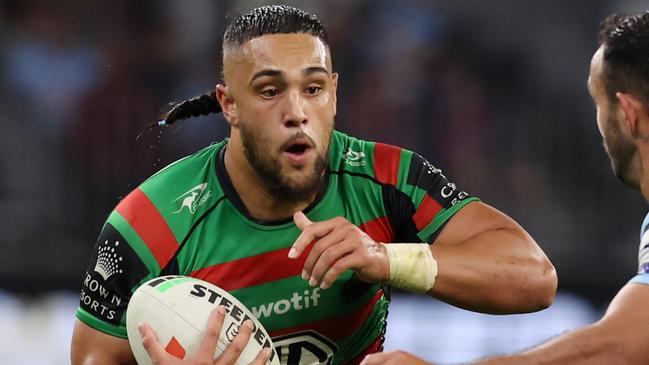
[71,5,557,365]
[363,10,649,365]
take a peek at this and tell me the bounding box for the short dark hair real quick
[223,5,328,48]
[598,11,649,106]
[147,5,328,133]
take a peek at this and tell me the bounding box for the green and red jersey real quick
[76,130,478,365]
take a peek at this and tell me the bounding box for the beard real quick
[604,113,639,188]
[239,124,330,203]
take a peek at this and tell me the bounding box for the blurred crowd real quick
[0,0,647,305]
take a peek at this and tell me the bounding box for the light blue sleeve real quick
[629,273,649,286]
[632,213,649,285]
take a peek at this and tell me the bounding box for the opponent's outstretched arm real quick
[471,282,649,365]
[362,283,649,365]
[290,201,557,314]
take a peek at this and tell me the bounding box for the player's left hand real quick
[360,350,434,365]
[289,212,389,289]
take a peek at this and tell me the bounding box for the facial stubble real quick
[239,123,330,203]
[604,112,639,188]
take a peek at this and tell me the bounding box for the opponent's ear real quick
[216,84,239,127]
[617,92,642,136]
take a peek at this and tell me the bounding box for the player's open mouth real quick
[282,139,313,164]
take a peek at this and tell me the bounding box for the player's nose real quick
[282,89,307,128]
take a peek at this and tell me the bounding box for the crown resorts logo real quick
[172,183,212,215]
[93,240,124,281]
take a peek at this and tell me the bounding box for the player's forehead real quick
[223,33,331,81]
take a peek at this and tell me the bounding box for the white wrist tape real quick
[384,243,437,293]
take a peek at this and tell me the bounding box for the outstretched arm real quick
[471,282,649,365]
[362,283,649,365]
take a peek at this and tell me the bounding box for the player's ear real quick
[617,92,642,137]
[216,84,239,127]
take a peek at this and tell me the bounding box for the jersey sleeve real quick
[76,209,161,338]
[630,215,649,286]
[377,143,478,243]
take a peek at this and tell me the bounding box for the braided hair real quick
[140,5,327,138]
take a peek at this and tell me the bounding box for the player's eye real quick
[305,86,322,95]
[260,87,280,98]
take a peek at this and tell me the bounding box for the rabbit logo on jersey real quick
[342,148,366,167]
[172,183,212,215]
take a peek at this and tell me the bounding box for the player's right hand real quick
[290,212,389,290]
[138,306,272,365]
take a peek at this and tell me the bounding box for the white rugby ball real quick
[126,275,279,365]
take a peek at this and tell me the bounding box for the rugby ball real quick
[126,275,279,365]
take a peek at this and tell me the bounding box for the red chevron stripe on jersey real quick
[412,194,443,231]
[359,216,394,243]
[268,290,384,341]
[191,242,316,292]
[115,188,179,268]
[193,216,393,291]
[373,143,401,185]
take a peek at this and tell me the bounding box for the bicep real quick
[71,319,136,365]
[432,201,531,247]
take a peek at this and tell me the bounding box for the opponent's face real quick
[220,33,338,202]
[588,46,639,187]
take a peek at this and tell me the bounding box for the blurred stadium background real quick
[1,0,647,364]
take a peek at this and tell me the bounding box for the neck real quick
[639,161,649,204]
[224,138,315,221]
[632,141,649,202]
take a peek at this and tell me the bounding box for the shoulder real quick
[109,141,227,263]
[143,140,226,190]
[641,212,649,238]
[329,131,419,186]
[131,140,225,213]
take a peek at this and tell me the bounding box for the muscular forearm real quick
[472,284,649,365]
[472,322,631,365]
[429,227,556,314]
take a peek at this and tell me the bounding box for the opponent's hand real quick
[361,350,435,365]
[289,212,389,289]
[138,306,272,365]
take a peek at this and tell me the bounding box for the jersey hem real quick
[76,307,128,339]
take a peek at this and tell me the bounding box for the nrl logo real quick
[342,148,366,166]
[172,183,212,215]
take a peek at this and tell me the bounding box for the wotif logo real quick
[93,240,124,281]
[342,148,366,166]
[251,288,321,319]
[172,183,212,215]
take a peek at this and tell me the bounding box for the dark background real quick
[1,0,646,310]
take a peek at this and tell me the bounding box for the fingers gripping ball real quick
[126,275,280,365]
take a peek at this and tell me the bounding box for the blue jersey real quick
[629,213,649,285]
